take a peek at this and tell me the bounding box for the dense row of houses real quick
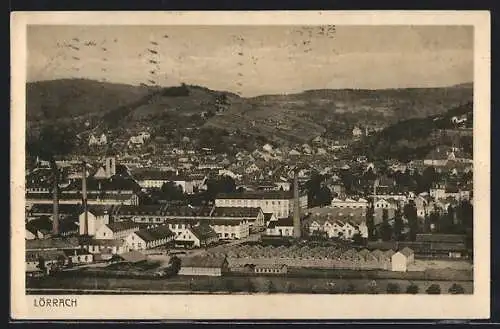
[224,245,416,272]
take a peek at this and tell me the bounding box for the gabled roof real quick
[370,249,385,260]
[106,220,139,233]
[63,249,92,257]
[26,216,53,234]
[254,263,287,270]
[79,238,125,247]
[358,249,370,257]
[86,205,111,216]
[29,204,81,215]
[135,225,174,242]
[263,213,275,221]
[400,247,414,257]
[208,218,246,226]
[275,217,294,227]
[132,170,176,181]
[216,191,295,200]
[384,249,396,258]
[181,255,227,268]
[115,204,166,216]
[190,224,218,241]
[26,250,66,262]
[26,237,80,251]
[211,207,261,218]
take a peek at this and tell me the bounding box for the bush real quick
[224,279,235,292]
[386,283,401,294]
[246,279,257,293]
[266,280,277,294]
[448,283,465,294]
[406,284,419,294]
[426,284,441,295]
[344,283,356,294]
[286,282,296,293]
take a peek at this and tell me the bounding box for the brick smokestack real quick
[293,169,301,238]
[52,167,59,236]
[82,161,88,235]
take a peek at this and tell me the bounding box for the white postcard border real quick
[11,10,491,320]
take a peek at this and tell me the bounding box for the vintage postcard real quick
[11,11,490,320]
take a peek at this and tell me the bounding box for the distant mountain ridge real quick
[27,79,473,144]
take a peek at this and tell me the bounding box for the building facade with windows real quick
[215,191,308,218]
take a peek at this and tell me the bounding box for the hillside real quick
[26,79,153,121]
[350,102,473,162]
[26,79,473,147]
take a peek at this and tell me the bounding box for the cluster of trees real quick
[333,165,470,199]
[350,102,473,162]
[426,199,473,235]
[148,181,186,203]
[205,175,237,200]
[305,173,333,207]
[366,200,419,242]
[27,125,77,160]
[190,277,466,294]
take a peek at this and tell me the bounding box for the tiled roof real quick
[216,191,295,200]
[190,224,218,240]
[275,217,294,227]
[132,170,176,181]
[63,249,92,257]
[86,205,111,216]
[65,176,141,192]
[254,263,287,270]
[115,204,166,216]
[26,250,66,262]
[135,225,174,242]
[207,218,246,226]
[211,207,261,218]
[400,247,414,257]
[263,213,274,221]
[79,238,125,247]
[106,220,139,233]
[26,216,53,233]
[181,255,227,268]
[29,204,82,215]
[26,237,80,251]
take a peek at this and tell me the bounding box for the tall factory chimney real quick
[293,168,301,238]
[82,161,88,235]
[52,166,59,236]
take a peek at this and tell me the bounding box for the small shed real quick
[391,247,414,272]
[178,256,228,277]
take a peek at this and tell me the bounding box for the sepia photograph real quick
[11,11,490,320]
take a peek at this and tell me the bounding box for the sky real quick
[27,25,473,97]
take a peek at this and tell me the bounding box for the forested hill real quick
[27,78,473,147]
[351,102,473,162]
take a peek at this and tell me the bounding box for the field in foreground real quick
[26,274,473,295]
